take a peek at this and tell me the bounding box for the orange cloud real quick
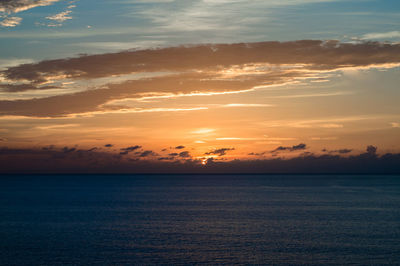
[1,40,400,118]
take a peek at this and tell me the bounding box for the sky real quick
[0,0,400,173]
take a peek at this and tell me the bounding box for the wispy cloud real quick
[1,41,400,118]
[260,115,393,129]
[391,122,400,128]
[222,103,272,108]
[216,137,261,141]
[269,91,353,99]
[0,0,60,14]
[46,10,73,23]
[320,123,343,128]
[191,128,216,134]
[0,16,22,27]
[127,0,348,34]
[362,31,400,40]
[69,41,166,51]
[35,123,79,130]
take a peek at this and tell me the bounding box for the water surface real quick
[0,174,399,265]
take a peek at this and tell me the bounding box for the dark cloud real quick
[249,152,267,156]
[367,145,377,155]
[104,144,113,148]
[120,145,141,152]
[175,145,185,149]
[272,143,307,153]
[4,41,400,84]
[42,145,54,150]
[138,150,158,157]
[1,145,400,174]
[62,146,76,153]
[1,41,400,117]
[178,151,191,158]
[158,157,175,161]
[120,145,141,155]
[168,153,178,156]
[205,148,235,156]
[324,148,353,154]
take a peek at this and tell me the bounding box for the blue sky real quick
[1,0,399,61]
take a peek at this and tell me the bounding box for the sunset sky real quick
[1,0,400,172]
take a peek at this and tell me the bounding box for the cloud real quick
[165,150,191,158]
[46,10,72,22]
[366,145,377,156]
[62,146,76,153]
[5,40,400,85]
[362,31,400,40]
[1,41,400,118]
[0,0,74,28]
[216,137,262,141]
[269,91,353,99]
[70,41,167,52]
[320,123,343,129]
[35,123,79,130]
[0,83,58,92]
[272,143,307,153]
[391,122,400,128]
[120,145,141,155]
[178,151,191,158]
[138,150,158,157]
[323,148,352,154]
[0,16,22,27]
[121,145,141,152]
[104,144,113,148]
[205,148,235,156]
[222,103,272,108]
[311,137,337,141]
[0,0,60,14]
[191,128,216,134]
[128,0,346,34]
[261,115,387,129]
[1,145,400,174]
[248,152,266,156]
[175,145,185,149]
[335,149,352,154]
[158,157,175,161]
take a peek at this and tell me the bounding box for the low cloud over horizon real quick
[0,144,399,174]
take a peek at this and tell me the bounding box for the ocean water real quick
[0,174,399,265]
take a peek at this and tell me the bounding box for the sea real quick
[0,174,399,265]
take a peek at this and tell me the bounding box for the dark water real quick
[0,175,399,265]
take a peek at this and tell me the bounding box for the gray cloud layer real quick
[1,145,399,174]
[1,40,400,117]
